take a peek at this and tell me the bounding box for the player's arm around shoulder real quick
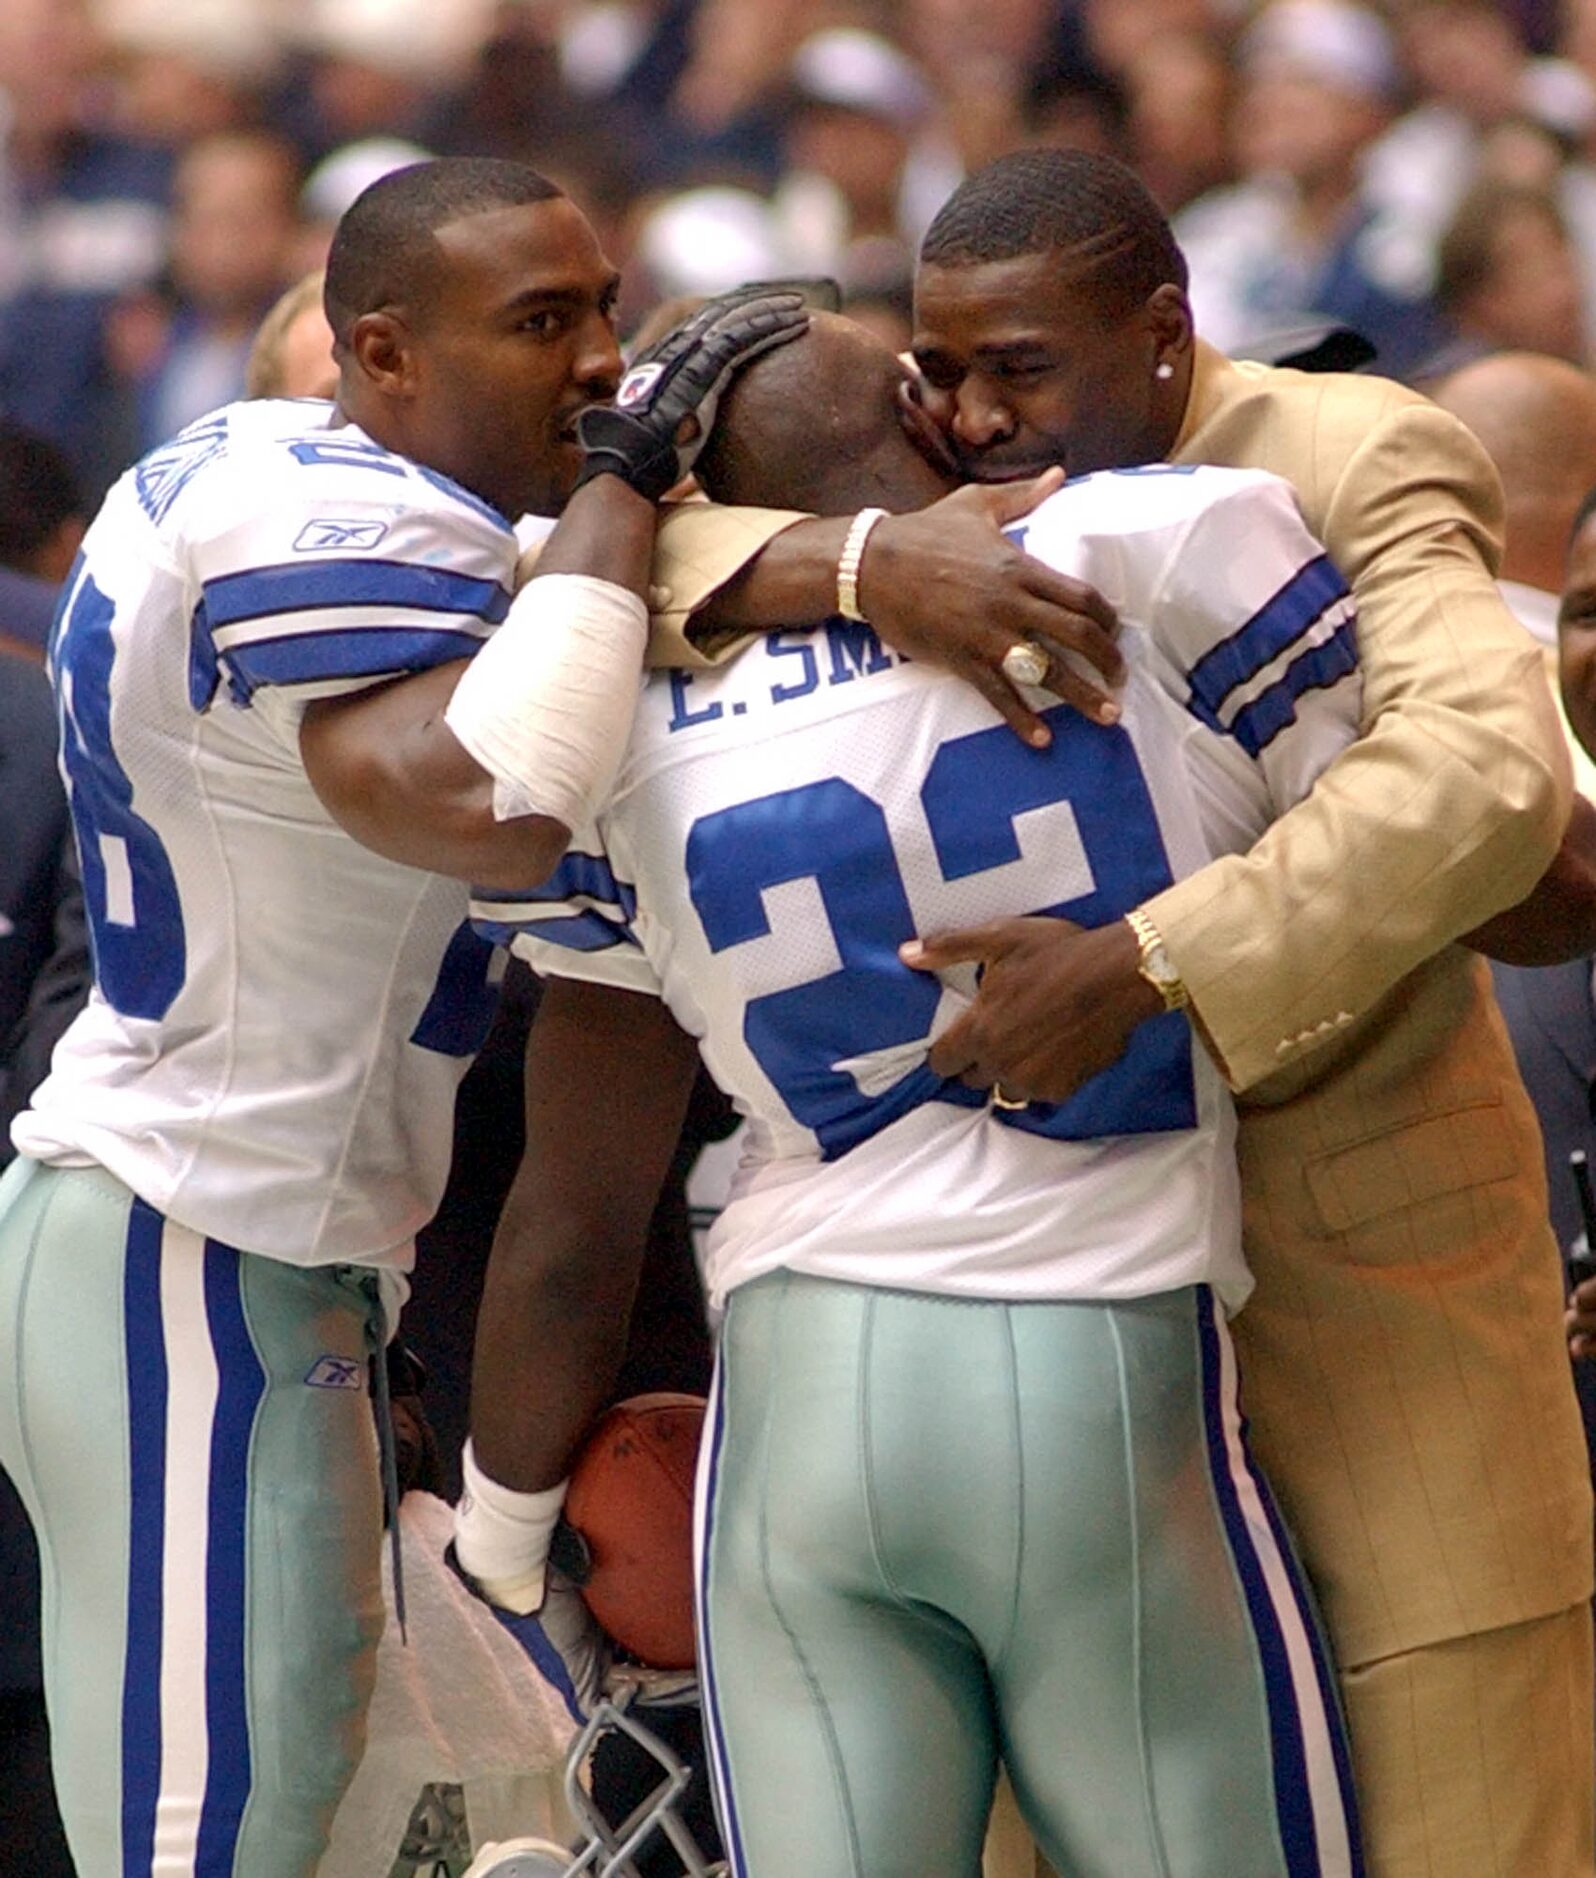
[644,475,1128,742]
[1143,389,1571,1091]
[647,499,811,667]
[301,475,657,890]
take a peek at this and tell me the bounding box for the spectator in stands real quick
[97,1,279,149]
[1121,33,1232,215]
[0,0,172,498]
[244,270,336,402]
[903,0,1089,176]
[0,421,87,659]
[1433,179,1589,367]
[1366,0,1593,241]
[107,129,304,453]
[775,28,943,292]
[1177,0,1446,376]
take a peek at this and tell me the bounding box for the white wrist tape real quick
[444,572,647,830]
[454,1439,568,1615]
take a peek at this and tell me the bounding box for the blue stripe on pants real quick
[695,1359,750,1878]
[121,1198,169,1874]
[195,1241,266,1873]
[1241,1375,1366,1876]
[1196,1288,1360,1876]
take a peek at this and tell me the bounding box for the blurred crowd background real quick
[6,0,1596,506]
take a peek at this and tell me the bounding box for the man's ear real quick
[1147,284,1195,363]
[347,309,416,396]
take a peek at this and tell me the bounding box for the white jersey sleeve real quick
[172,404,515,722]
[470,830,664,999]
[1016,466,1359,826]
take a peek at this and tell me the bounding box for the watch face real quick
[1144,944,1177,985]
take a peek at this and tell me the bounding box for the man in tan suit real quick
[646,150,1594,1876]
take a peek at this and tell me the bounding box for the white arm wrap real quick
[454,1438,568,1615]
[443,572,647,830]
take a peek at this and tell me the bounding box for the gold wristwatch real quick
[1124,907,1188,1012]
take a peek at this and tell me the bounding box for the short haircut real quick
[920,147,1187,314]
[246,270,326,398]
[694,312,932,516]
[323,157,563,348]
[0,421,83,568]
[1435,179,1566,313]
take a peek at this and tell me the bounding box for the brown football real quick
[563,1392,706,1670]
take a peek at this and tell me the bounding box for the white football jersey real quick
[14,399,523,1269]
[478,465,1360,1311]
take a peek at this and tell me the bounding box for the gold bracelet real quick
[836,507,887,622]
[1125,906,1189,1012]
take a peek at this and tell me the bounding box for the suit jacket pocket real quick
[1301,1097,1517,1236]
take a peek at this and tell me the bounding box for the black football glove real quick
[708,276,841,312]
[574,289,811,500]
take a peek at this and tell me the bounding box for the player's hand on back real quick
[901,914,1161,1104]
[858,473,1125,748]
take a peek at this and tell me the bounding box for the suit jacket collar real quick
[1172,340,1242,457]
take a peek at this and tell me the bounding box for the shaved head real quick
[694,310,953,516]
[1430,352,1596,591]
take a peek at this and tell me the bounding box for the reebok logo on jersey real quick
[293,518,390,552]
[305,1355,365,1391]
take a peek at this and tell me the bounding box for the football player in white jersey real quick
[0,157,826,1878]
[454,312,1368,1875]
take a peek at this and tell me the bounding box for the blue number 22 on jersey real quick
[686,705,1196,1160]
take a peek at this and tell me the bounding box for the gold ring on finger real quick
[1000,640,1049,690]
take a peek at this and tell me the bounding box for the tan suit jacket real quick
[647,343,1593,1666]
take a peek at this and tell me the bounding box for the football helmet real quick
[462,1679,727,1878]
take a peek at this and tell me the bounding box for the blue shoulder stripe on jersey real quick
[474,852,639,922]
[219,624,487,701]
[200,558,513,631]
[473,910,639,953]
[1226,620,1358,758]
[135,413,231,525]
[1186,556,1348,717]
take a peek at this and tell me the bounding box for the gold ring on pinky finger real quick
[1000,640,1049,689]
[991,1084,1030,1111]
